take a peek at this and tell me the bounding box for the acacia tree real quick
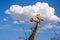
[50,28,60,40]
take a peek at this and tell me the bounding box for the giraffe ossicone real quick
[30,14,40,23]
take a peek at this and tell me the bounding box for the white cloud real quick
[40,23,56,30]
[13,21,20,24]
[3,18,7,21]
[13,21,25,24]
[5,2,60,29]
[19,21,25,23]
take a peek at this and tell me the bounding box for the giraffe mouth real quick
[30,18,33,22]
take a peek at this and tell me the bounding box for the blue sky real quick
[0,0,60,40]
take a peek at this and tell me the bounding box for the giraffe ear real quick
[41,19,43,21]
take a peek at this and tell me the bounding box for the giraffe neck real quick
[28,22,39,40]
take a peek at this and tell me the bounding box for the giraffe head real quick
[30,14,40,23]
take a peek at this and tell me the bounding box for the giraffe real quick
[28,14,43,40]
